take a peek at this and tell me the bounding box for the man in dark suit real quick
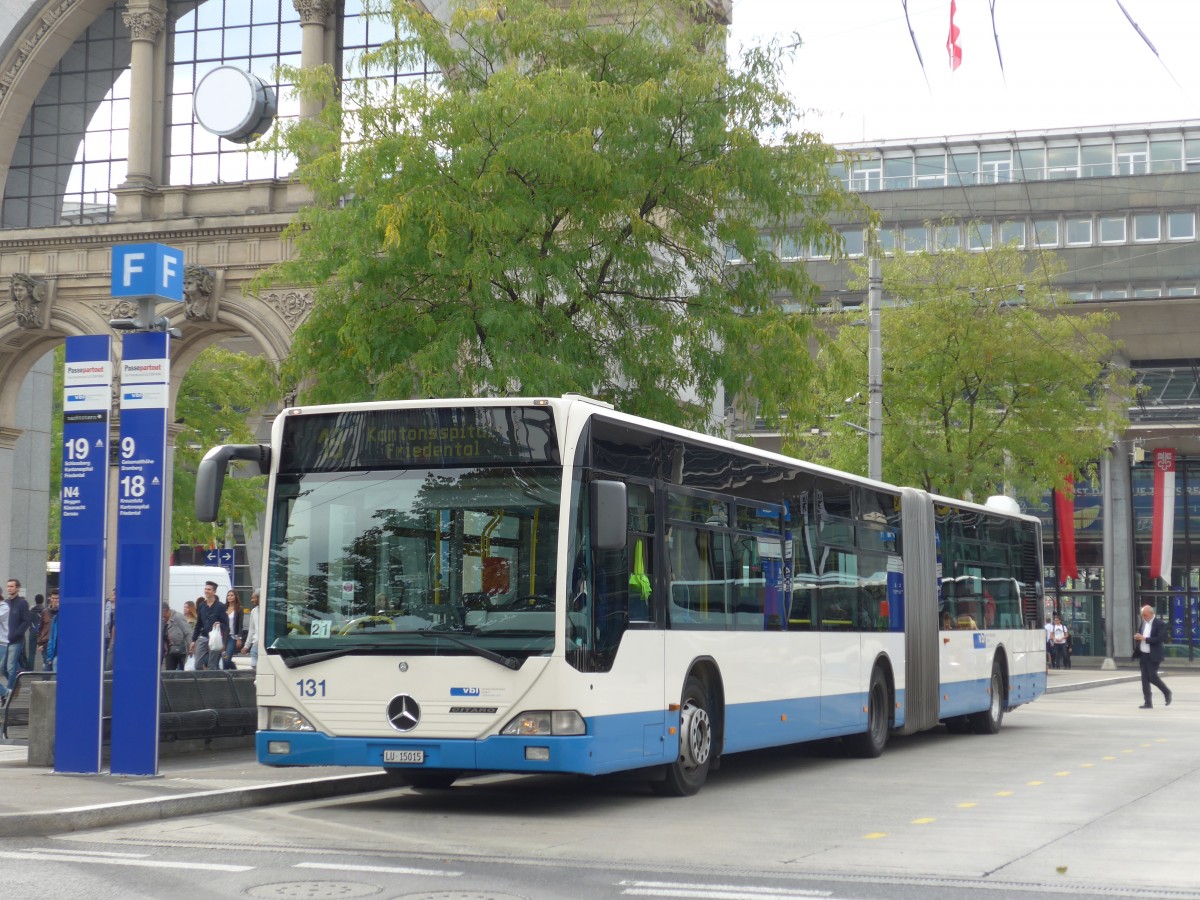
[1133,604,1172,709]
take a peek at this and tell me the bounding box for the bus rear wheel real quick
[846,666,890,758]
[385,768,459,790]
[970,661,1005,735]
[652,675,714,797]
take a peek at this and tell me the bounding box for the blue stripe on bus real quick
[258,676,1043,774]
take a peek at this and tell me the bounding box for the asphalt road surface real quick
[3,675,1199,900]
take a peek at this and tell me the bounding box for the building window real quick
[1117,140,1148,175]
[1167,211,1196,241]
[167,0,302,185]
[1081,144,1113,177]
[851,159,882,192]
[778,234,803,260]
[902,226,926,253]
[838,228,865,258]
[980,150,1012,184]
[1149,139,1182,174]
[1068,289,1095,301]
[1016,147,1045,180]
[1000,220,1026,247]
[1033,219,1059,248]
[883,157,912,190]
[915,153,947,187]
[967,221,992,251]
[933,224,960,252]
[1132,213,1161,242]
[1098,216,1126,244]
[1065,218,1092,245]
[2,8,131,227]
[1168,285,1197,297]
[948,151,978,186]
[1099,288,1129,299]
[1046,145,1079,179]
[1133,287,1162,298]
[878,229,897,255]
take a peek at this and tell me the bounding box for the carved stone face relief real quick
[183,264,216,320]
[9,274,47,329]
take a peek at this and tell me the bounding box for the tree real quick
[260,0,861,431]
[784,243,1131,499]
[170,346,277,548]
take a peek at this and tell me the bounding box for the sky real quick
[727,0,1200,145]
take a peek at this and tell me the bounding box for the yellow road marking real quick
[1027,780,1044,786]
[1080,763,1094,768]
[1055,771,1070,777]
[863,832,887,840]
[1102,756,1116,761]
[957,802,977,808]
[912,817,936,824]
[995,790,1014,797]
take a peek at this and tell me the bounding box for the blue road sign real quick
[55,335,113,774]
[111,243,184,302]
[110,331,170,776]
[205,547,236,584]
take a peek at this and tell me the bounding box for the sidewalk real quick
[0,666,1160,838]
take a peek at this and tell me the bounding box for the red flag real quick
[1055,478,1078,585]
[947,0,963,71]
[1150,449,1176,583]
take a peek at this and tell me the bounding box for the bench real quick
[6,669,256,747]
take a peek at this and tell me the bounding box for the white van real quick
[168,565,232,614]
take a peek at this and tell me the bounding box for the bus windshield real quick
[264,465,562,664]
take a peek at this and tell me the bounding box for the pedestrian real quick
[189,580,230,671]
[222,589,243,670]
[1,579,31,705]
[183,599,198,631]
[162,602,189,671]
[245,590,261,668]
[1044,617,1055,668]
[1050,615,1070,670]
[1133,604,1172,709]
[38,590,59,672]
[27,593,44,670]
[103,588,115,669]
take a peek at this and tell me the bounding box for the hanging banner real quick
[55,336,113,774]
[1150,449,1176,584]
[110,330,170,776]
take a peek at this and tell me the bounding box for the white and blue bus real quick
[196,394,1047,795]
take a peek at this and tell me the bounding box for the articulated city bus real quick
[196,394,1046,795]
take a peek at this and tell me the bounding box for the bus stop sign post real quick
[54,336,114,774]
[108,242,181,776]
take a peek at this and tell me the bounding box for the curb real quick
[0,771,393,838]
[1045,674,1140,694]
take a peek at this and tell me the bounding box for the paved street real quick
[1,669,1197,899]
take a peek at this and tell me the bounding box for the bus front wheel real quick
[652,675,714,797]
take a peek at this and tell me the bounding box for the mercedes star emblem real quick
[386,694,421,732]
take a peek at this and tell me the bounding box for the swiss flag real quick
[1150,449,1176,583]
[1055,477,1078,585]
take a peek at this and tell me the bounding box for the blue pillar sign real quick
[55,336,114,774]
[110,331,170,776]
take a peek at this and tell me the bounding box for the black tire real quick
[970,661,1006,735]
[651,675,715,796]
[385,768,459,789]
[846,666,890,758]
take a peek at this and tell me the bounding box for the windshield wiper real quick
[276,633,521,670]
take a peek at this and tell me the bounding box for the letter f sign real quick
[123,252,145,287]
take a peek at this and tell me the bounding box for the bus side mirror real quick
[195,444,271,522]
[590,479,627,551]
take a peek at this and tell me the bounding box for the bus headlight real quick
[500,710,585,736]
[262,706,316,732]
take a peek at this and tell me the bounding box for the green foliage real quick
[171,346,277,547]
[258,0,861,432]
[784,243,1131,499]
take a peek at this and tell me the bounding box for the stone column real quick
[1108,440,1136,666]
[120,3,167,188]
[293,0,335,119]
[0,426,20,585]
